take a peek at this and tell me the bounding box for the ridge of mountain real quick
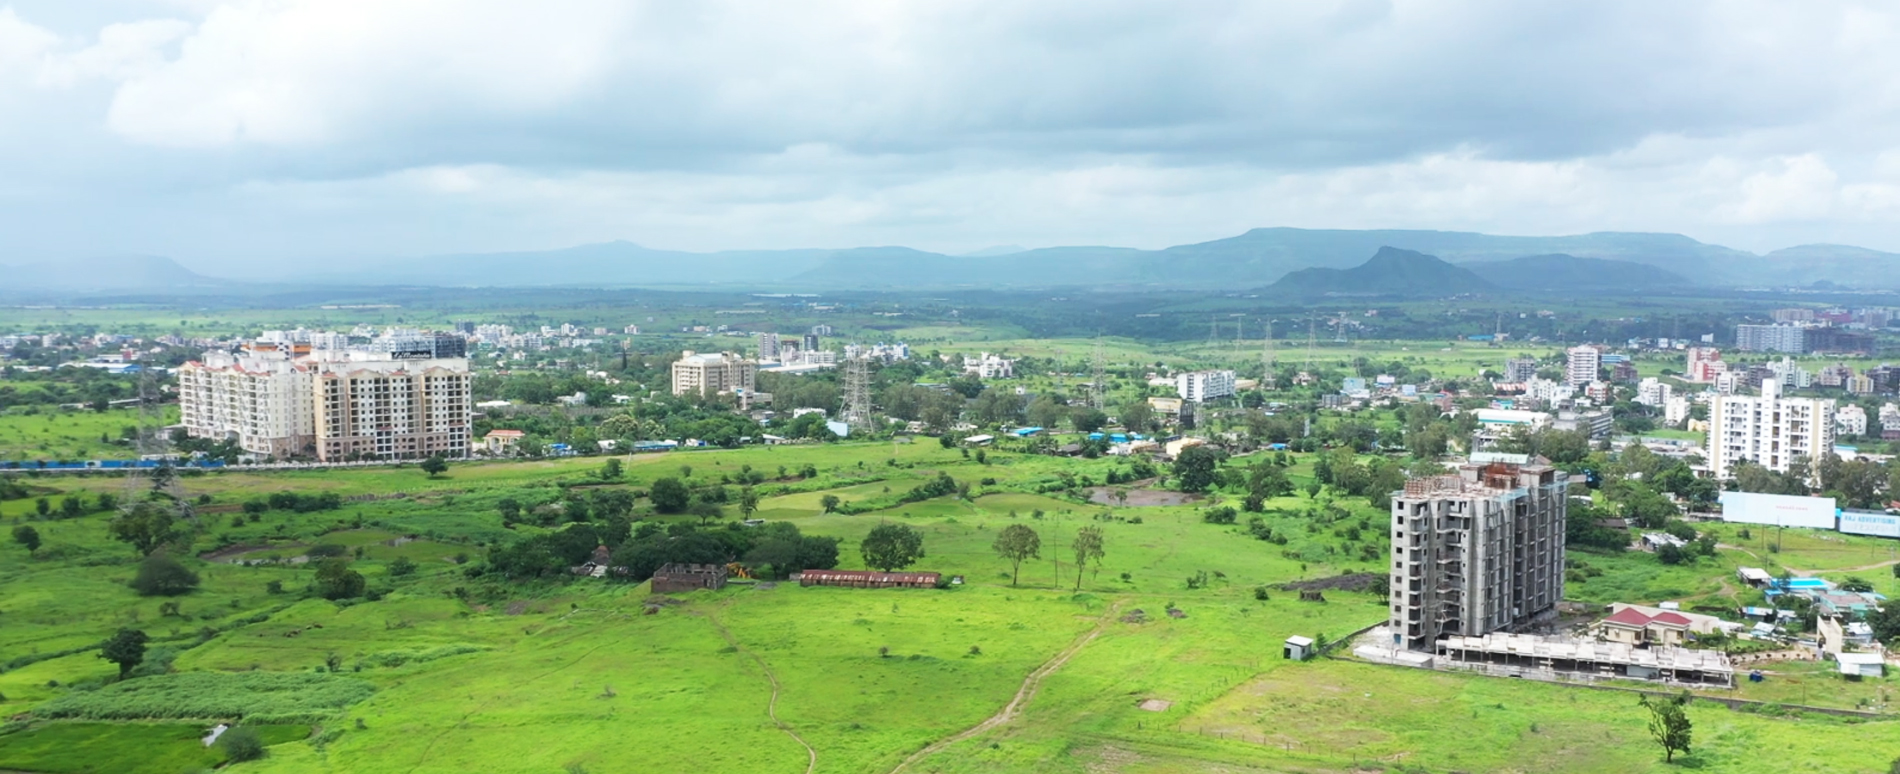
[1260,247,1494,298]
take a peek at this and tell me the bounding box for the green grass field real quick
[0,407,169,462]
[2,442,1897,774]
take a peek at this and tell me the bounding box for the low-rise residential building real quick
[1685,347,1725,382]
[963,352,1015,379]
[1664,395,1693,427]
[483,429,526,455]
[1837,404,1868,436]
[1635,377,1672,407]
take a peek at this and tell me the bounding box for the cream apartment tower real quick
[179,349,471,462]
[671,351,758,396]
[1389,459,1568,652]
[1706,378,1834,482]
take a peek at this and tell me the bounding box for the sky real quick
[5,1,1900,276]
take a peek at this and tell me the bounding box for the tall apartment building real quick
[1503,357,1538,383]
[1175,370,1237,402]
[1564,345,1601,387]
[757,333,781,362]
[1772,308,1816,323]
[1735,323,1807,353]
[177,350,316,458]
[671,351,758,396]
[311,356,472,462]
[1635,377,1672,407]
[179,350,470,461]
[1389,459,1568,652]
[1706,379,1834,481]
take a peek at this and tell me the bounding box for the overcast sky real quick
[5,1,1900,274]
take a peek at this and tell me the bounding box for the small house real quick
[572,545,615,578]
[651,563,729,593]
[483,429,526,455]
[1595,607,1692,646]
[1283,635,1314,660]
[1835,652,1885,678]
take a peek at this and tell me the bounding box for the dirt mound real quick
[1119,609,1148,624]
[1278,573,1382,593]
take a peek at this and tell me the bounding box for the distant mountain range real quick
[8,228,1900,295]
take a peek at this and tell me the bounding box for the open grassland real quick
[0,407,169,462]
[3,442,1898,773]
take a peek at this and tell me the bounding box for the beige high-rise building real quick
[671,351,757,396]
[1706,378,1834,482]
[177,350,316,458]
[179,349,470,462]
[312,357,471,462]
[1389,459,1568,652]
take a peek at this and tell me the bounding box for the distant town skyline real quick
[5,2,1900,270]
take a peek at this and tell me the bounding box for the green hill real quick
[1261,246,1493,298]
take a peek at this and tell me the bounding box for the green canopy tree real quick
[129,552,201,596]
[12,524,40,557]
[1071,525,1105,592]
[108,502,184,556]
[861,523,925,572]
[1639,692,1693,762]
[100,628,149,679]
[991,524,1041,586]
[419,454,449,478]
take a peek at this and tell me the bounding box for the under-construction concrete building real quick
[1389,457,1567,652]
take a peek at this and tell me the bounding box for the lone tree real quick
[739,487,760,518]
[1172,446,1227,493]
[12,525,40,557]
[129,552,201,596]
[1071,525,1106,592]
[420,453,449,478]
[649,477,690,513]
[220,725,266,762]
[100,628,149,679]
[861,523,925,572]
[108,503,184,556]
[820,494,842,514]
[313,557,367,600]
[1639,692,1693,762]
[600,458,623,480]
[991,524,1041,586]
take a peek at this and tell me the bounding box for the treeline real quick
[476,519,839,582]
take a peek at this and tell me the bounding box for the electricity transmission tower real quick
[1090,337,1107,411]
[122,368,192,522]
[1261,319,1277,388]
[841,353,872,425]
[1304,315,1318,370]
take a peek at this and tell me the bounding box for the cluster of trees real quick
[23,493,115,520]
[1313,448,1408,508]
[0,366,138,410]
[480,518,842,582]
[242,491,344,515]
[988,520,1104,591]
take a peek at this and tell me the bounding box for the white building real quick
[1706,379,1835,482]
[1836,405,1867,436]
[1882,403,1900,434]
[1175,370,1237,403]
[756,333,781,362]
[1565,345,1601,387]
[1635,377,1672,407]
[178,351,317,459]
[1767,357,1812,389]
[1389,460,1568,652]
[1685,347,1725,383]
[964,352,1015,379]
[1664,395,1693,427]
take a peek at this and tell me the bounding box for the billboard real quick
[1839,510,1900,538]
[1718,491,1837,530]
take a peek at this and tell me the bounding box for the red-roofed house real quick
[1596,608,1691,646]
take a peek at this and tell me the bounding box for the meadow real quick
[0,407,167,462]
[2,442,1897,774]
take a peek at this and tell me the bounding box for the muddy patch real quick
[1085,486,1201,507]
[1138,699,1173,712]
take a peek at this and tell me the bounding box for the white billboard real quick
[1839,510,1900,538]
[1718,491,1837,530]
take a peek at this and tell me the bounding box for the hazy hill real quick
[1260,247,1493,298]
[1461,254,1690,292]
[0,255,224,292]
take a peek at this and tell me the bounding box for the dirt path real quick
[704,608,817,774]
[1783,558,1900,576]
[887,603,1118,774]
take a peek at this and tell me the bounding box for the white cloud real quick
[6,1,1900,264]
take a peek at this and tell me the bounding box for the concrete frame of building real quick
[1389,460,1567,652]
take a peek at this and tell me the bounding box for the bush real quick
[1201,506,1237,525]
[220,726,265,762]
[305,544,349,558]
[129,553,200,597]
[387,556,418,577]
